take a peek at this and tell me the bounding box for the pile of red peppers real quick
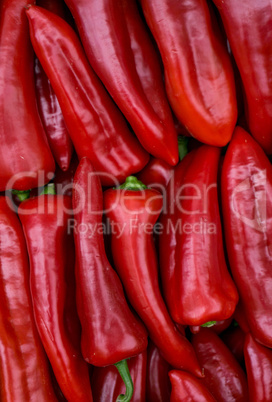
[0,0,272,400]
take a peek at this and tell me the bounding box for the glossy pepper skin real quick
[104,177,202,376]
[169,370,216,402]
[192,328,249,402]
[35,0,73,171]
[213,0,272,154]
[159,146,238,326]
[91,350,147,402]
[64,0,179,165]
[18,195,93,402]
[221,126,272,347]
[140,0,237,147]
[0,197,57,401]
[146,341,171,402]
[244,333,272,402]
[72,158,147,398]
[0,0,55,191]
[26,6,149,187]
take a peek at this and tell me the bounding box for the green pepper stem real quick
[201,321,217,328]
[178,136,189,161]
[11,189,31,202]
[40,183,56,195]
[117,176,147,191]
[114,359,134,402]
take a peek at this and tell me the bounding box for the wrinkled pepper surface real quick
[192,328,249,402]
[35,0,73,172]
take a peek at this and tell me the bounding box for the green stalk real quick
[114,359,134,402]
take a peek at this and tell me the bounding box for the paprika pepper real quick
[0,0,55,191]
[72,158,148,401]
[140,0,237,147]
[212,0,272,154]
[159,145,238,326]
[18,194,93,402]
[244,333,272,402]
[169,370,216,402]
[192,328,249,402]
[221,126,272,347]
[35,0,73,172]
[64,0,179,165]
[104,176,202,376]
[26,5,149,187]
[0,197,57,401]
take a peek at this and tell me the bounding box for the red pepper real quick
[34,0,73,172]
[104,176,202,376]
[221,126,272,347]
[91,350,147,402]
[140,0,237,147]
[221,325,246,364]
[26,5,149,187]
[72,158,148,401]
[0,0,55,191]
[159,146,238,326]
[18,195,93,402]
[64,0,179,165]
[0,197,57,401]
[146,341,171,402]
[169,370,216,402]
[244,333,272,402]
[212,0,272,154]
[192,328,249,402]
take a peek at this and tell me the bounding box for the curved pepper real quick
[221,126,272,347]
[104,176,202,376]
[140,0,237,147]
[64,0,178,165]
[0,197,57,401]
[91,350,147,402]
[192,328,249,402]
[213,0,272,154]
[169,370,216,402]
[159,146,238,326]
[72,158,148,401]
[0,0,55,191]
[26,5,149,186]
[18,195,93,402]
[244,333,272,402]
[34,0,73,171]
[146,341,171,402]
